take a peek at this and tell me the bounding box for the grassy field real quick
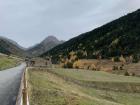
[28,70,105,105]
[51,68,140,83]
[28,69,140,105]
[0,55,20,70]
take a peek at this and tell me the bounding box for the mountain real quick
[27,36,64,57]
[0,36,64,57]
[0,36,25,56]
[41,9,140,63]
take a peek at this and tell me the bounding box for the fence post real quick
[23,68,29,105]
[16,68,29,105]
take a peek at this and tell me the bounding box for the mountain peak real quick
[47,35,57,39]
[43,36,59,43]
[27,35,64,57]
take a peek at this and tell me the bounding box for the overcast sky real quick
[0,0,140,48]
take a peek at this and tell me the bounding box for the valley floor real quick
[28,68,140,105]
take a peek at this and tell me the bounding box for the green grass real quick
[51,68,140,83]
[28,70,105,105]
[0,55,19,70]
[81,86,140,105]
[28,69,140,105]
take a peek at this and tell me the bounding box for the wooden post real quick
[23,69,29,105]
[23,71,27,105]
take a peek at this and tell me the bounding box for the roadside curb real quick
[16,68,29,105]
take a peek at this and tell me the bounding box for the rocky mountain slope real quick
[27,36,64,57]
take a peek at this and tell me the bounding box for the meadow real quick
[28,68,140,105]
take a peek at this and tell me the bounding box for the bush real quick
[112,66,119,70]
[84,65,90,70]
[114,56,120,62]
[120,64,124,70]
[96,67,101,71]
[124,71,130,76]
[132,55,139,63]
[119,56,126,64]
[65,62,73,68]
[131,72,135,76]
[75,65,79,69]
[60,63,65,68]
[89,64,96,70]
[73,60,80,69]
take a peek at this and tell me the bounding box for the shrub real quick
[114,56,120,62]
[119,55,126,64]
[89,64,96,70]
[132,55,139,63]
[112,66,119,70]
[73,60,81,69]
[131,72,135,76]
[120,64,124,70]
[75,65,79,69]
[124,71,130,76]
[60,63,65,68]
[65,61,73,68]
[96,67,101,71]
[84,65,90,70]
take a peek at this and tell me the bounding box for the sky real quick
[0,0,140,48]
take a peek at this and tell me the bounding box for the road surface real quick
[0,63,26,105]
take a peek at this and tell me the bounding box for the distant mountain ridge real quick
[41,9,140,63]
[0,36,64,57]
[0,36,25,56]
[26,36,64,57]
[0,36,25,50]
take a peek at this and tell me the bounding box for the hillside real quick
[41,9,140,63]
[27,36,64,57]
[0,36,64,57]
[0,37,25,56]
[0,53,21,70]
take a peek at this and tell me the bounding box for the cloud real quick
[0,0,140,47]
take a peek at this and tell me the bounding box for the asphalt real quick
[0,63,26,105]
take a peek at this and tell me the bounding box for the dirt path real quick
[46,71,124,105]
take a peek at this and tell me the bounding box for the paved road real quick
[0,63,26,105]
